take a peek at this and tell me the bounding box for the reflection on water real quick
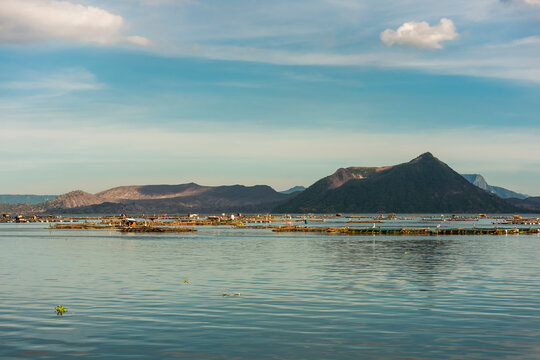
[1,223,539,359]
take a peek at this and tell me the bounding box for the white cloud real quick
[524,0,540,6]
[380,18,458,49]
[0,0,149,45]
[126,35,150,46]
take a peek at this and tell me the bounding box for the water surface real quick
[1,222,539,359]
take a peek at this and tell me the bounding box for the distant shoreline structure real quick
[2,213,539,236]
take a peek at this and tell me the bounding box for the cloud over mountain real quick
[381,18,458,49]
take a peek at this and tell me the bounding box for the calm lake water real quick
[1,220,540,359]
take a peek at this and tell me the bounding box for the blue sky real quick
[1,0,539,195]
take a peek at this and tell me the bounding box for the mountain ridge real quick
[275,152,520,213]
[10,183,296,214]
[461,174,528,199]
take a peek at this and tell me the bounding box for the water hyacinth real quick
[55,305,67,316]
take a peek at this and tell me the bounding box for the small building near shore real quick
[122,218,137,226]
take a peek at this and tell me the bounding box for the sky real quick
[1,0,539,195]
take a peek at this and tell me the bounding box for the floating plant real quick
[55,305,68,316]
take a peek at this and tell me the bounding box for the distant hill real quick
[43,190,103,209]
[461,174,528,199]
[275,153,519,214]
[280,186,306,194]
[0,194,57,205]
[3,183,297,215]
[506,197,540,211]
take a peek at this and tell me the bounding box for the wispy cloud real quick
[505,35,540,46]
[503,0,540,6]
[156,42,540,83]
[0,0,149,46]
[1,68,104,92]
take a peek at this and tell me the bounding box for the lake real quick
[1,221,540,359]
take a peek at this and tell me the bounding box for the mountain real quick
[275,152,519,213]
[505,197,540,211]
[0,194,57,204]
[461,174,528,199]
[44,190,103,210]
[9,183,297,214]
[280,186,306,194]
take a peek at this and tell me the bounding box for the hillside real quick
[43,190,103,210]
[506,197,540,211]
[26,183,296,214]
[275,153,519,213]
